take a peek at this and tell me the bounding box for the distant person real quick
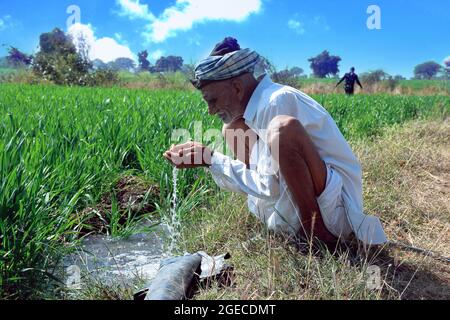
[336,67,363,95]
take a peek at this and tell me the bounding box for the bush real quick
[360,70,390,84]
[384,77,400,92]
[87,69,119,87]
[271,67,305,88]
[33,52,91,85]
[118,71,192,90]
[0,68,50,85]
[32,28,91,86]
[271,71,300,88]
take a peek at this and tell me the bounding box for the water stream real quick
[165,167,180,255]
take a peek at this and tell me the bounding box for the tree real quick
[308,50,342,78]
[270,67,304,87]
[154,56,183,72]
[413,61,442,80]
[92,59,108,70]
[259,56,277,76]
[6,47,32,67]
[181,63,195,79]
[393,75,406,81]
[39,28,76,55]
[272,67,300,81]
[138,50,151,72]
[0,56,8,68]
[289,67,304,77]
[32,28,91,85]
[444,57,450,78]
[70,28,92,70]
[107,57,136,72]
[360,69,390,83]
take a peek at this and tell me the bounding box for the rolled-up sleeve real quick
[209,151,280,200]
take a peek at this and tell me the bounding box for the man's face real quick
[200,80,241,124]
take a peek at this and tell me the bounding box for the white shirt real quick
[209,75,387,245]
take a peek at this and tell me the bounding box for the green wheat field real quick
[0,83,449,299]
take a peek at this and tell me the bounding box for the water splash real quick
[61,229,165,290]
[166,167,180,255]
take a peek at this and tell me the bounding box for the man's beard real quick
[219,111,244,124]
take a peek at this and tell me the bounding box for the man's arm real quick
[209,151,280,199]
[336,75,346,87]
[163,142,279,199]
[355,75,363,89]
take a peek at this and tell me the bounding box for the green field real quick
[1,67,448,94]
[0,68,15,74]
[398,79,450,90]
[0,83,449,299]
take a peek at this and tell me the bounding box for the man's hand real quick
[163,141,213,169]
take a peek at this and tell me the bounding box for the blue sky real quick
[0,0,449,78]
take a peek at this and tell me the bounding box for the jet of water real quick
[166,167,180,255]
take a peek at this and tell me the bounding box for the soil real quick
[75,176,160,236]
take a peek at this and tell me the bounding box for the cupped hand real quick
[163,141,213,169]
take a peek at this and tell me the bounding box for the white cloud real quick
[116,0,155,20]
[288,15,330,35]
[68,23,135,63]
[117,0,262,43]
[188,35,201,46]
[0,15,15,32]
[444,56,450,66]
[114,32,122,41]
[288,19,305,35]
[313,15,330,31]
[150,49,164,61]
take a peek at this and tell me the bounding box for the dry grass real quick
[354,119,450,299]
[357,119,449,253]
[179,118,450,300]
[300,82,449,96]
[118,72,193,91]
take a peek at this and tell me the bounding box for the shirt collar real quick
[243,74,273,123]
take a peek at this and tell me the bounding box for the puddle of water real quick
[62,225,167,288]
[62,169,182,291]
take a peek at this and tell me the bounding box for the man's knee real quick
[267,115,307,156]
[268,116,327,197]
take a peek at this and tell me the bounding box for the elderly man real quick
[163,38,387,247]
